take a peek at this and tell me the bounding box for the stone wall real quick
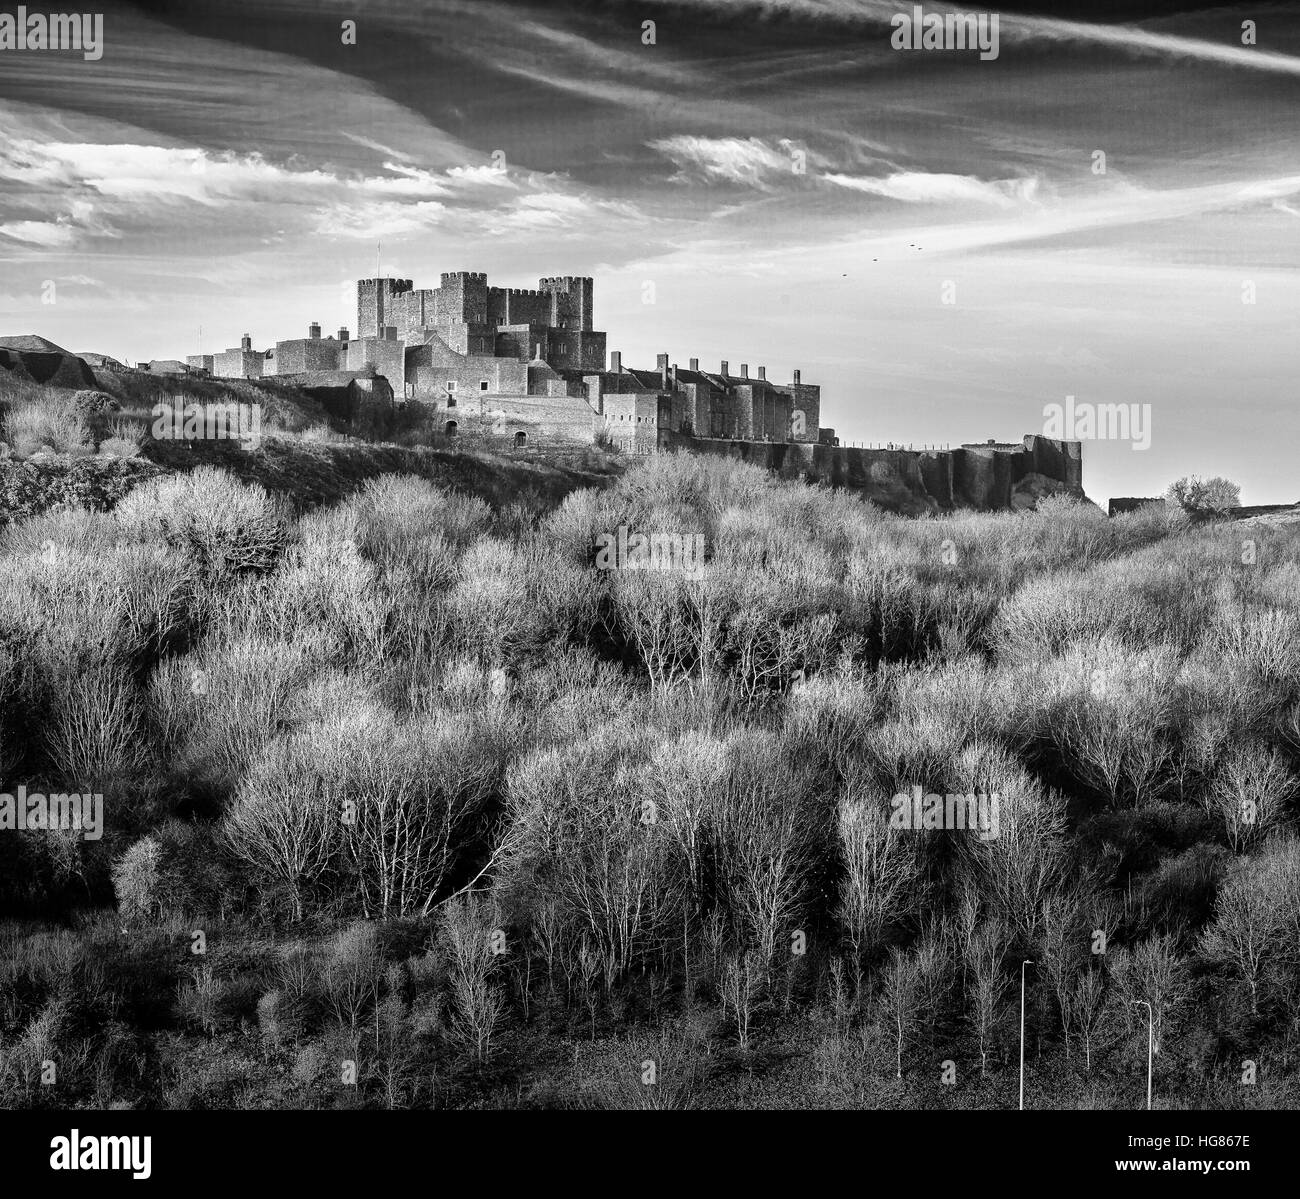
[212,349,263,380]
[656,430,1084,514]
[274,337,346,375]
[346,338,405,395]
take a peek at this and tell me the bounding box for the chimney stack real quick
[611,350,622,373]
[309,322,321,340]
[741,363,749,379]
[240,334,251,352]
[793,369,801,385]
[758,365,766,381]
[689,357,698,372]
[721,360,729,376]
[338,327,350,343]
[671,364,678,388]
[657,352,669,389]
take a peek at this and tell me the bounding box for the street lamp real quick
[1020,959,1033,1110]
[1132,1000,1154,1110]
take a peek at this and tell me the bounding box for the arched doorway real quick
[514,431,527,447]
[445,420,458,435]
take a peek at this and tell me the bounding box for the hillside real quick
[1,442,1298,1112]
[0,362,624,526]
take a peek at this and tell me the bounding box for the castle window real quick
[514,431,527,447]
[445,420,458,435]
[480,380,490,391]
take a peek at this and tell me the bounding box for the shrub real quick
[44,663,147,784]
[150,634,315,794]
[262,507,392,663]
[115,467,291,579]
[112,835,163,924]
[0,537,198,743]
[1166,476,1240,516]
[350,474,491,551]
[3,394,96,457]
[226,695,507,920]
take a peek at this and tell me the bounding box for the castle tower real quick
[438,271,489,324]
[357,278,413,340]
[538,275,594,330]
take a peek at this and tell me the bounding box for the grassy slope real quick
[141,436,622,514]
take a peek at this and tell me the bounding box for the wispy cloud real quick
[0,130,645,247]
[650,136,830,189]
[822,170,1041,207]
[618,0,1300,75]
[0,219,78,247]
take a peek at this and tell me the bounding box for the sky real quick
[1,0,1298,505]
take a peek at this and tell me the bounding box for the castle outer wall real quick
[656,431,1084,514]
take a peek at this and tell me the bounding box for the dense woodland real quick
[1,383,1299,1108]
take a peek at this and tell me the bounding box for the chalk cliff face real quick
[657,431,1086,515]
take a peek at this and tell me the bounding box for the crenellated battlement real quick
[538,276,593,291]
[357,278,413,293]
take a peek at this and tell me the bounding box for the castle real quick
[189,271,826,451]
[177,269,1082,511]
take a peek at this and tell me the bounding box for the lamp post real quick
[1132,1000,1153,1110]
[1020,959,1033,1110]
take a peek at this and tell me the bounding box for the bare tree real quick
[347,714,501,919]
[225,738,340,922]
[720,948,764,1051]
[709,731,823,969]
[958,784,1069,946]
[1201,741,1296,855]
[1200,856,1289,1015]
[914,919,954,1018]
[1041,888,1089,1057]
[442,894,506,1064]
[965,918,1009,1077]
[504,739,679,990]
[1047,642,1178,807]
[322,922,383,1035]
[878,947,924,1079]
[1072,965,1107,1074]
[836,777,925,982]
[1109,933,1188,1054]
[610,570,696,691]
[644,732,728,996]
